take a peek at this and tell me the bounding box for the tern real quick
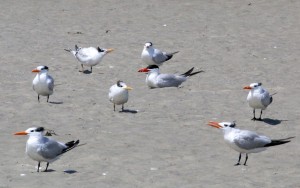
[109,80,133,111]
[141,42,179,66]
[244,83,273,121]
[14,127,80,172]
[65,45,114,72]
[32,66,54,102]
[208,121,293,166]
[138,65,204,88]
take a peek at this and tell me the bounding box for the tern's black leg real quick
[121,104,124,111]
[90,66,93,72]
[47,95,49,102]
[44,162,49,172]
[257,110,263,121]
[235,153,242,166]
[251,109,257,120]
[113,104,115,111]
[243,154,249,166]
[37,162,41,172]
[38,95,40,103]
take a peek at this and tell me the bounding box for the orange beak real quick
[207,121,222,129]
[138,68,149,72]
[243,86,252,90]
[32,69,40,73]
[14,131,28,135]
[106,48,114,53]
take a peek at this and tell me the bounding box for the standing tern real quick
[14,127,80,172]
[208,121,293,166]
[141,42,179,66]
[32,66,54,102]
[244,83,273,121]
[138,65,204,88]
[109,80,133,111]
[65,45,114,72]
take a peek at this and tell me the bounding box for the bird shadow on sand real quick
[49,101,64,104]
[82,70,92,74]
[43,169,55,172]
[262,118,288,126]
[119,109,138,114]
[63,169,77,174]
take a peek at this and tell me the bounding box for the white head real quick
[243,83,262,90]
[144,42,153,49]
[208,121,236,130]
[14,127,45,137]
[32,66,49,74]
[116,80,133,91]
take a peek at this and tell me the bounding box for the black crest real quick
[146,42,153,46]
[97,47,105,52]
[42,66,49,70]
[258,83,262,86]
[147,65,159,69]
[117,80,123,87]
[35,127,45,132]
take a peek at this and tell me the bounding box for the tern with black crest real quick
[138,65,203,88]
[208,121,293,166]
[109,80,133,111]
[14,127,79,172]
[32,66,54,102]
[141,42,179,66]
[244,83,273,121]
[65,45,113,72]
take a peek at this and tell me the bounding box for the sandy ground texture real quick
[0,0,300,187]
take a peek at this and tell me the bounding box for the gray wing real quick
[157,74,185,87]
[152,49,168,64]
[47,76,54,91]
[37,137,66,159]
[234,130,271,150]
[261,89,272,107]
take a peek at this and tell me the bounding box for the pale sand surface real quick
[0,0,300,187]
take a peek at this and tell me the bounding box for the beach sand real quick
[0,0,299,187]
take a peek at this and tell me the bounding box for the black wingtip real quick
[165,51,179,61]
[62,140,80,154]
[181,67,204,77]
[264,137,294,147]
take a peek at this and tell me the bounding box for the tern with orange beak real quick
[109,80,133,111]
[32,66,54,102]
[243,83,273,121]
[141,42,179,66]
[14,127,79,172]
[208,121,293,166]
[138,65,204,88]
[65,45,114,72]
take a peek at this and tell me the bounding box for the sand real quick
[0,0,299,187]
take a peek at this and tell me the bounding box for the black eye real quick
[31,130,34,132]
[224,124,228,127]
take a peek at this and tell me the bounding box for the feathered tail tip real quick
[64,48,72,52]
[264,137,294,147]
[61,140,80,154]
[181,67,204,77]
[169,51,179,55]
